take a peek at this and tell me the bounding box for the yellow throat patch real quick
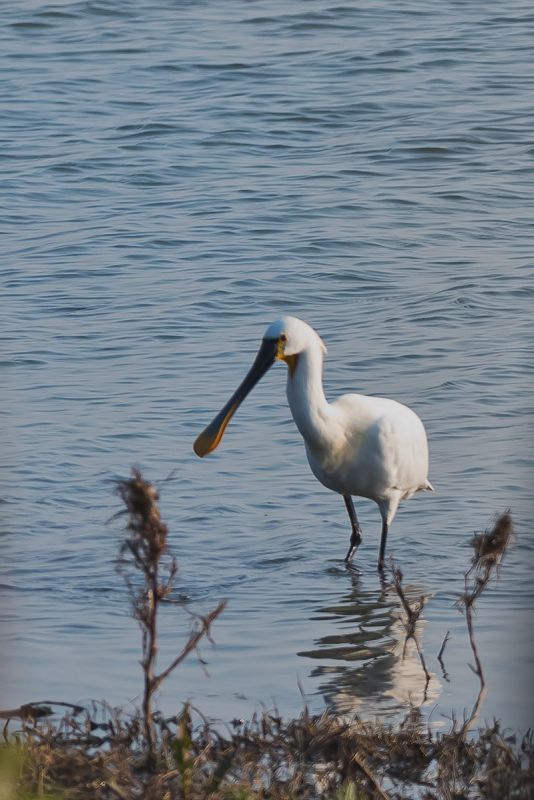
[276,338,299,376]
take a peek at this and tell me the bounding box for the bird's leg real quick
[378,520,388,571]
[343,495,362,562]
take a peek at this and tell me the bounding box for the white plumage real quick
[194,316,434,569]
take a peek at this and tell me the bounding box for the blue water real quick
[1,0,533,730]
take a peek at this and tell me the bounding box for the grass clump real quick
[5,704,534,799]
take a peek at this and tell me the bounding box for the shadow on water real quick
[298,565,441,716]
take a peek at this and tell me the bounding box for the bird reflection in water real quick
[297,567,441,716]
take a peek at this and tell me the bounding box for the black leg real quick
[343,495,362,562]
[378,520,388,571]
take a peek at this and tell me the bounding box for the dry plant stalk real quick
[457,511,513,732]
[389,564,431,695]
[117,469,226,769]
[437,630,451,682]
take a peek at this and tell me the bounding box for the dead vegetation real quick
[3,700,533,799]
[457,511,514,735]
[116,469,225,768]
[389,563,431,697]
[1,475,532,799]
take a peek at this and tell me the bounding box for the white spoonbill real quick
[194,316,434,569]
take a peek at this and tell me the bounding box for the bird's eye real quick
[280,334,287,343]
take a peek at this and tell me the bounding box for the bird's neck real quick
[286,345,334,448]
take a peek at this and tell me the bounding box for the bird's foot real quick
[344,529,362,564]
[344,545,356,563]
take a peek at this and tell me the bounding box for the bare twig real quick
[154,601,226,691]
[389,562,431,696]
[437,630,451,683]
[351,750,390,800]
[0,701,83,721]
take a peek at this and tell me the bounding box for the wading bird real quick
[194,317,433,569]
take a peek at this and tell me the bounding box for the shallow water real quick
[1,0,533,730]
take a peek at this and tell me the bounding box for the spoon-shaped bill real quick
[193,338,277,457]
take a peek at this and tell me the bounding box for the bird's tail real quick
[423,479,435,492]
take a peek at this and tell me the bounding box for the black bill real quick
[193,337,277,457]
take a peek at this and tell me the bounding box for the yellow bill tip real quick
[193,431,215,458]
[193,403,238,458]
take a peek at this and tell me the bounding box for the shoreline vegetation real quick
[1,471,532,799]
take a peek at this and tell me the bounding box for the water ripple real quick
[1,0,533,730]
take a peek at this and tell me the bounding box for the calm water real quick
[1,0,533,731]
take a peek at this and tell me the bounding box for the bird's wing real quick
[333,393,430,494]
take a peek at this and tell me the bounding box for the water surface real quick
[1,0,533,730]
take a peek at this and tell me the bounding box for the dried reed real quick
[116,469,225,768]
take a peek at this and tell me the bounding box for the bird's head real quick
[265,316,326,372]
[193,316,325,457]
